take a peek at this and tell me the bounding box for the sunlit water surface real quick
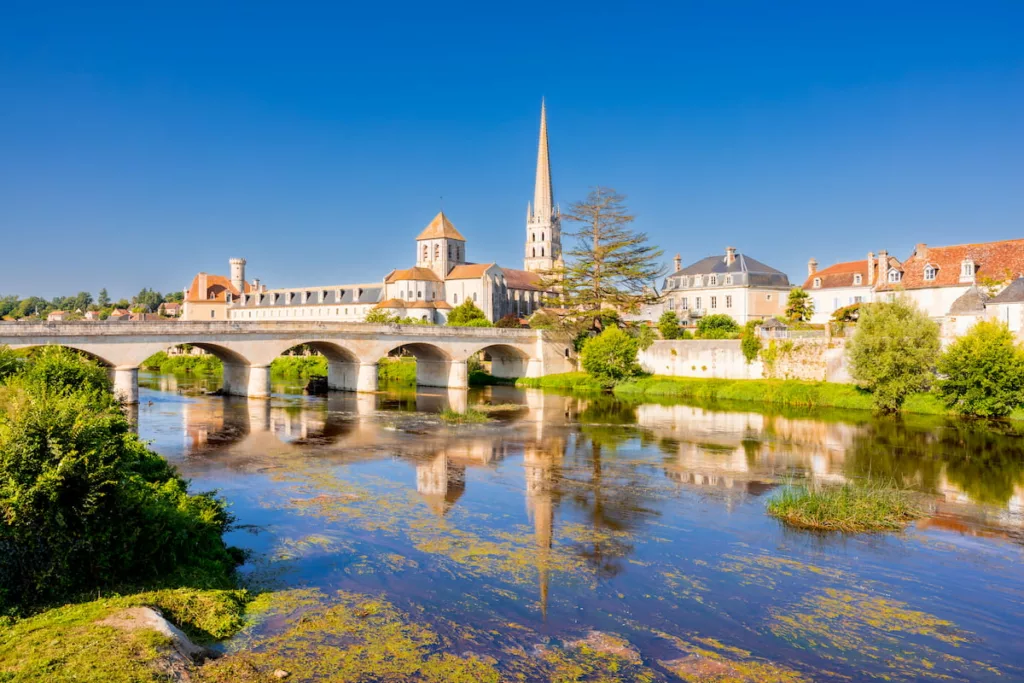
[136,371,1024,681]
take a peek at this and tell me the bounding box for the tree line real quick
[0,287,183,320]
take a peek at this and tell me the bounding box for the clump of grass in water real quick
[767,482,924,532]
[438,407,489,424]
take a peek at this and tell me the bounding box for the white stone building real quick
[803,251,901,324]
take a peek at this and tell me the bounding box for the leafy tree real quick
[133,288,163,312]
[831,302,862,323]
[113,298,131,310]
[581,327,642,383]
[97,288,110,308]
[847,299,940,412]
[740,320,762,364]
[447,300,489,326]
[528,311,558,329]
[543,187,664,330]
[163,290,184,304]
[0,296,18,319]
[459,318,493,328]
[495,314,521,328]
[937,320,1024,418]
[696,314,740,339]
[633,324,655,350]
[658,311,682,340]
[0,349,238,607]
[786,287,814,322]
[15,297,46,319]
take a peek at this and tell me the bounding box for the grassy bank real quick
[270,355,328,378]
[767,483,925,533]
[378,357,416,384]
[141,351,222,375]
[439,407,489,424]
[519,372,1024,419]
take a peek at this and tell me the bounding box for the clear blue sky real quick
[2,1,1022,298]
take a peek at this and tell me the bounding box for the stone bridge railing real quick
[0,321,576,402]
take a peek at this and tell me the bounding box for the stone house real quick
[803,251,900,324]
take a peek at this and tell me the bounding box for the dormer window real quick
[853,274,862,286]
[694,276,702,287]
[709,275,718,286]
[725,275,733,285]
[960,259,975,281]
[888,270,901,283]
[923,265,937,282]
[813,277,822,288]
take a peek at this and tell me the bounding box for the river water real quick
[137,372,1024,681]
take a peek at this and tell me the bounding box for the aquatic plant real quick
[766,482,924,533]
[439,407,489,424]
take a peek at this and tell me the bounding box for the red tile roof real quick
[185,273,249,302]
[384,267,442,283]
[878,239,1024,291]
[446,263,496,279]
[804,260,869,290]
[501,268,544,291]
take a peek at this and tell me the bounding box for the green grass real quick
[270,355,328,378]
[527,372,1024,419]
[0,588,252,682]
[469,370,517,386]
[767,482,925,533]
[439,407,489,424]
[141,351,223,375]
[515,372,605,392]
[378,357,417,384]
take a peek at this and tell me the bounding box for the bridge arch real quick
[14,343,119,368]
[469,343,534,380]
[379,342,459,389]
[274,340,364,393]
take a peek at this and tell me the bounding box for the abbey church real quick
[182,103,563,324]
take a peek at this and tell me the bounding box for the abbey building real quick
[182,102,562,324]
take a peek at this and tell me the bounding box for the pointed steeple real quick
[533,99,553,220]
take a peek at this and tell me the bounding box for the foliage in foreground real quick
[657,311,682,340]
[785,287,814,322]
[446,300,490,327]
[937,320,1024,418]
[0,348,238,611]
[580,327,643,383]
[767,482,924,532]
[740,320,762,364]
[0,588,251,682]
[847,299,941,413]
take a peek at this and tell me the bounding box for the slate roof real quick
[500,267,544,291]
[237,285,383,308]
[991,277,1024,304]
[375,299,452,310]
[947,286,990,315]
[877,239,1024,291]
[666,253,790,289]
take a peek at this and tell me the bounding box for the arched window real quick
[532,248,536,257]
[434,244,440,259]
[532,233,536,242]
[542,232,545,241]
[422,245,428,260]
[541,247,545,256]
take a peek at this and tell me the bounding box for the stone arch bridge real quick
[0,321,576,403]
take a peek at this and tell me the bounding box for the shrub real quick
[580,327,642,383]
[495,314,521,328]
[696,314,739,339]
[0,347,23,382]
[831,303,862,323]
[657,311,681,340]
[0,350,238,609]
[740,320,762,364]
[528,311,558,329]
[631,324,655,350]
[847,299,940,412]
[937,320,1024,418]
[459,318,493,328]
[446,300,489,326]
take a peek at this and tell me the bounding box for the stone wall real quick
[638,338,852,383]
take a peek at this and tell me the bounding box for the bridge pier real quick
[247,365,272,399]
[327,361,358,392]
[112,367,139,405]
[356,362,378,393]
[526,358,544,378]
[416,360,467,389]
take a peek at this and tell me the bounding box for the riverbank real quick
[517,372,1024,419]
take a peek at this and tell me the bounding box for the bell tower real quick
[524,100,561,273]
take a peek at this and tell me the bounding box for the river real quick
[136,371,1024,681]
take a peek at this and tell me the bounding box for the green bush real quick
[658,311,681,340]
[495,314,521,328]
[740,320,762,364]
[378,357,417,384]
[460,318,493,328]
[696,314,739,339]
[527,311,558,329]
[0,346,24,382]
[785,287,814,322]
[0,349,238,610]
[447,300,489,326]
[580,327,642,383]
[631,324,655,350]
[937,320,1024,418]
[270,355,328,378]
[847,299,940,413]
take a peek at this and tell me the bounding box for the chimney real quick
[197,273,208,301]
[673,253,682,272]
[807,258,818,278]
[878,250,889,283]
[867,252,875,285]
[915,243,928,261]
[725,246,737,266]
[252,278,261,293]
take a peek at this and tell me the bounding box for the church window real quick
[422,245,428,260]
[448,244,452,258]
[542,232,545,241]
[435,244,440,259]
[532,233,536,242]
[541,247,545,257]
[456,246,461,260]
[417,290,422,298]
[924,266,937,281]
[532,248,536,257]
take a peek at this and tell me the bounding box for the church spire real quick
[532,99,553,220]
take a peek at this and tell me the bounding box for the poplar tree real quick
[543,187,664,330]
